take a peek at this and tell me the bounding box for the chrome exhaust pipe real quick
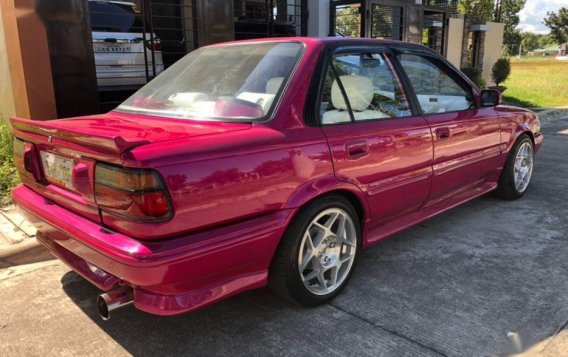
[97,287,133,320]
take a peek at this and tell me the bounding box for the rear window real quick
[89,1,144,33]
[116,42,304,122]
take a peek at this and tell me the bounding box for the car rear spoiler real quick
[10,116,150,155]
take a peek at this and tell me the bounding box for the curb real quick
[0,260,60,281]
[537,107,568,122]
[0,238,54,269]
[0,205,54,268]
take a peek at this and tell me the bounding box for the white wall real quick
[446,18,464,69]
[308,0,330,37]
[482,22,505,85]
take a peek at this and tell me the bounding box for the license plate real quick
[94,45,132,53]
[40,152,74,189]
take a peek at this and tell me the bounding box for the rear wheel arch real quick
[271,188,368,266]
[269,191,363,305]
[283,181,369,224]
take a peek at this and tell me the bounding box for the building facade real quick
[0,0,503,121]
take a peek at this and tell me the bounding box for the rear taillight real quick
[13,139,42,181]
[146,39,162,51]
[95,164,172,221]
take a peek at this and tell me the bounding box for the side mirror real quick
[480,89,502,107]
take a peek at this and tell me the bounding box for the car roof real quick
[88,0,137,6]
[206,36,431,53]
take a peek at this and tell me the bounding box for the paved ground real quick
[1,113,568,357]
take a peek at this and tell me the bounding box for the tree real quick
[491,58,511,86]
[496,0,527,55]
[544,7,568,45]
[506,29,522,55]
[458,0,495,21]
[537,33,555,49]
[521,31,540,52]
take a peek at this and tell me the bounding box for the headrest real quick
[266,77,284,94]
[331,75,373,111]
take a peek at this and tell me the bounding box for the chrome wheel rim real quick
[514,141,534,193]
[298,208,357,296]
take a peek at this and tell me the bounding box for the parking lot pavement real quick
[1,114,567,357]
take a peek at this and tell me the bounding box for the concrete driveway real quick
[1,113,568,357]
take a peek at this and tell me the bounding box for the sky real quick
[516,0,568,34]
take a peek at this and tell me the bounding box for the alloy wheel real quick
[514,141,534,193]
[298,208,357,295]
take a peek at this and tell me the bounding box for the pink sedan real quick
[11,38,542,319]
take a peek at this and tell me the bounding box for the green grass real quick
[502,57,568,108]
[0,123,18,204]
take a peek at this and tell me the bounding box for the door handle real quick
[436,127,451,140]
[346,140,369,159]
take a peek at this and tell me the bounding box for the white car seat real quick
[322,75,389,124]
[266,77,284,95]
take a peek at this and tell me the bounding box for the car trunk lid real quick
[11,112,251,223]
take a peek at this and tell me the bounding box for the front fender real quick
[497,106,542,154]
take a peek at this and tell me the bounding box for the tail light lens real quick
[146,39,162,51]
[95,164,172,221]
[14,139,42,181]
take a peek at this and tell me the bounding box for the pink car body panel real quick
[11,37,542,316]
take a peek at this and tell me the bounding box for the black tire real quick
[269,194,361,306]
[495,134,534,200]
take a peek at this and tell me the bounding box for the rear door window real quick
[319,52,412,124]
[89,1,144,33]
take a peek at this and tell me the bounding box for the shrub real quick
[461,67,485,88]
[491,58,511,86]
[0,124,19,204]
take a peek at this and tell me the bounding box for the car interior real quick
[320,53,412,124]
[167,76,285,117]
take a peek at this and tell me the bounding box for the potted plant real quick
[490,58,511,93]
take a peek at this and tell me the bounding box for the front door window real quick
[397,54,475,114]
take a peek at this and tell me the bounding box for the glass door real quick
[369,1,404,40]
[422,10,446,55]
[234,0,305,40]
[330,1,364,37]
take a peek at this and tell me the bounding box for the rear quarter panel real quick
[111,125,336,239]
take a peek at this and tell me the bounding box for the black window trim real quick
[329,62,356,123]
[306,44,421,127]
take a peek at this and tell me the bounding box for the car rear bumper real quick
[12,184,292,316]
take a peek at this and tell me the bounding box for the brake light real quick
[146,39,162,51]
[95,164,172,221]
[13,139,42,181]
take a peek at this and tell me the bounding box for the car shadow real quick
[58,186,566,356]
[60,270,322,356]
[59,194,501,357]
